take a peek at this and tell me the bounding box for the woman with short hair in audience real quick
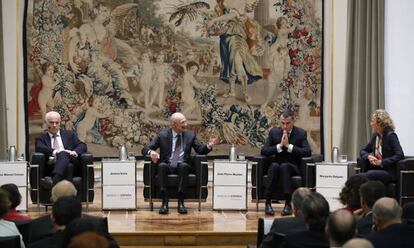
[1,183,31,221]
[339,175,368,212]
[0,188,26,248]
[359,109,405,184]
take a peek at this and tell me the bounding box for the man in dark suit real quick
[261,187,310,248]
[282,192,329,248]
[359,109,404,184]
[367,197,414,248]
[35,111,87,189]
[261,110,311,215]
[142,112,217,214]
[354,180,386,237]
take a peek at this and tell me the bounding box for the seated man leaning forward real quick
[261,109,311,216]
[35,111,87,189]
[142,112,217,214]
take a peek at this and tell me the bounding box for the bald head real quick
[170,112,187,133]
[291,187,311,215]
[343,238,374,248]
[372,197,402,230]
[326,209,356,246]
[51,180,77,202]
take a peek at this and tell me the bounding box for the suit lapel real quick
[60,130,68,149]
[167,129,173,156]
[44,132,52,148]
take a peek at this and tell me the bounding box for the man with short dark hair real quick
[261,110,311,215]
[282,192,330,248]
[261,187,311,248]
[354,180,386,237]
[326,209,356,247]
[367,197,414,248]
[29,196,81,248]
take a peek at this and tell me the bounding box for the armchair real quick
[251,154,323,211]
[143,155,208,211]
[29,152,94,206]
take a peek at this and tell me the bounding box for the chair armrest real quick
[80,153,93,166]
[250,156,267,188]
[300,154,323,188]
[29,153,47,189]
[192,155,208,188]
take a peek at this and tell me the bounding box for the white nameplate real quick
[316,163,348,187]
[102,185,136,209]
[102,161,136,185]
[213,185,247,210]
[214,160,247,186]
[0,161,27,210]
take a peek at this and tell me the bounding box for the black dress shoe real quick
[281,204,292,216]
[177,201,188,214]
[159,202,169,214]
[40,176,53,190]
[265,203,275,215]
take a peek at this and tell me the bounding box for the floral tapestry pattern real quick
[24,0,323,157]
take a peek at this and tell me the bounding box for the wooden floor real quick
[26,183,289,247]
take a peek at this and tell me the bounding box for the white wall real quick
[2,0,349,158]
[385,0,414,155]
[2,0,25,156]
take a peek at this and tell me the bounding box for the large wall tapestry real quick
[24,0,323,157]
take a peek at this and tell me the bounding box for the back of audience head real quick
[343,238,374,248]
[402,201,414,225]
[0,188,11,219]
[372,197,402,230]
[61,217,106,248]
[339,175,368,210]
[52,196,81,228]
[301,191,330,231]
[0,183,22,210]
[326,209,356,246]
[51,180,77,202]
[291,187,311,216]
[67,232,109,248]
[359,180,386,211]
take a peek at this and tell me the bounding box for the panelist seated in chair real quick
[359,109,404,184]
[261,110,311,216]
[142,112,217,214]
[35,111,87,189]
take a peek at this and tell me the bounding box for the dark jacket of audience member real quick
[0,183,31,221]
[28,196,81,248]
[282,192,330,248]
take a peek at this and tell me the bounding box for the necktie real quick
[53,135,59,150]
[170,134,181,168]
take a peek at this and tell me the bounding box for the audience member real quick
[30,180,78,243]
[261,187,311,248]
[35,111,87,189]
[402,201,414,225]
[325,209,356,247]
[61,217,118,248]
[0,183,31,221]
[367,197,414,248]
[342,238,374,248]
[142,112,217,214]
[0,188,26,248]
[359,109,404,184]
[339,175,367,212]
[282,192,330,248]
[261,110,311,216]
[67,232,109,248]
[28,196,82,248]
[354,180,386,237]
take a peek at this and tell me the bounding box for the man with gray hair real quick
[367,197,414,248]
[51,180,78,202]
[343,238,373,248]
[325,209,356,247]
[261,187,311,248]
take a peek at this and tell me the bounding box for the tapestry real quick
[24,0,323,158]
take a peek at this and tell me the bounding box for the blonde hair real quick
[372,109,395,132]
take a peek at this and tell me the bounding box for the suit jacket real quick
[282,229,329,248]
[142,129,211,164]
[367,223,414,248]
[261,216,306,248]
[360,131,404,180]
[29,215,54,243]
[28,230,63,248]
[35,130,87,157]
[356,212,374,237]
[261,126,311,168]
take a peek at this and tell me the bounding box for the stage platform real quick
[26,183,289,247]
